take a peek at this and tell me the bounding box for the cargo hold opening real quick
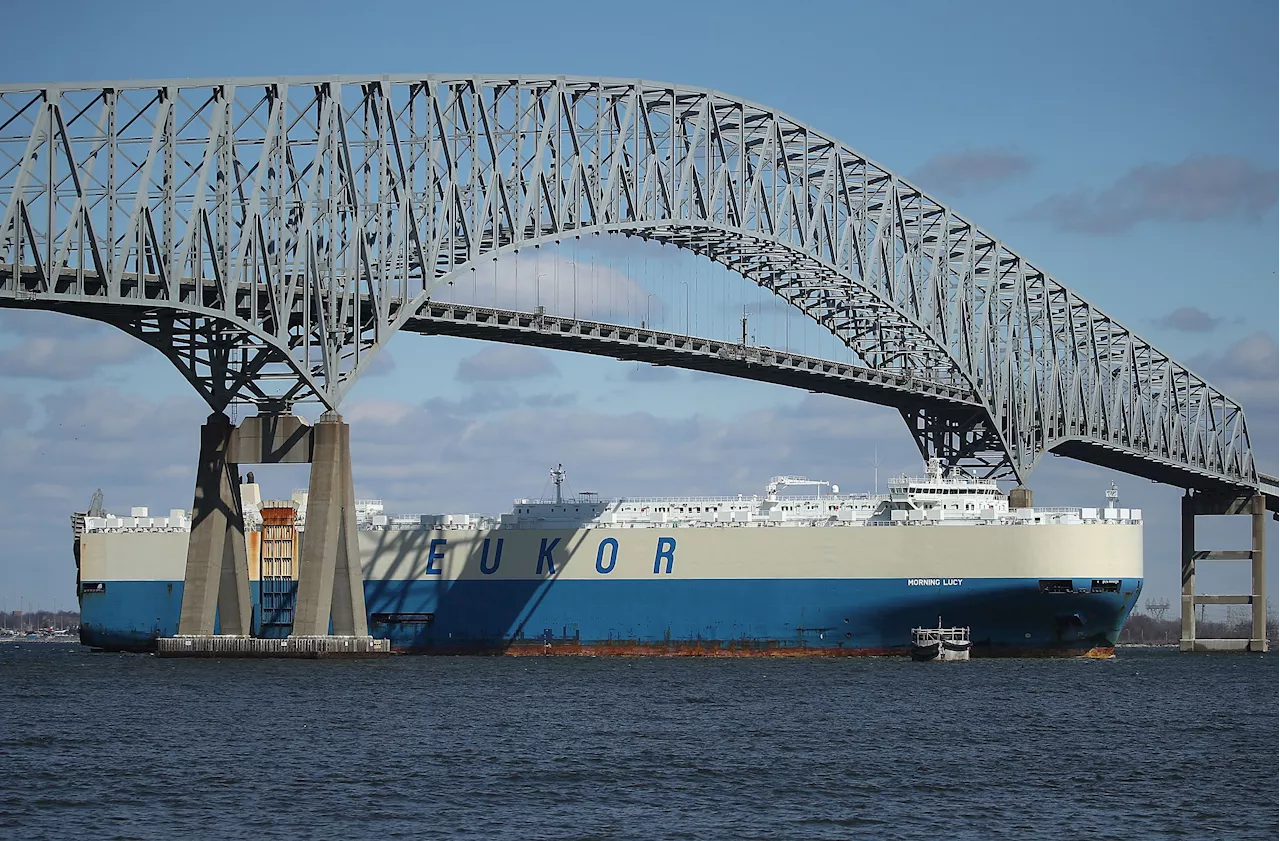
[1038,580,1072,594]
[1090,580,1121,593]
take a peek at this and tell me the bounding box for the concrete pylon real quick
[1179,489,1268,653]
[1180,492,1196,648]
[178,413,252,636]
[292,412,368,637]
[1250,493,1267,651]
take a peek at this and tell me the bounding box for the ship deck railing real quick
[912,627,971,644]
[523,492,885,505]
[1027,507,1143,522]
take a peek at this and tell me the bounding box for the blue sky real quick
[0,0,1275,612]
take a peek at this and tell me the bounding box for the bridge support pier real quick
[291,413,368,638]
[1179,491,1268,653]
[178,413,252,636]
[172,410,370,649]
[1250,493,1268,651]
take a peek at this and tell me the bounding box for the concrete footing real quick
[1182,638,1255,653]
[1180,491,1268,653]
[157,635,390,658]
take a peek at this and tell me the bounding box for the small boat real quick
[911,618,971,661]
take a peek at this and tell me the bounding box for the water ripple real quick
[2,644,1276,839]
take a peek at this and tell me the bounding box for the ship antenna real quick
[872,448,882,495]
[551,464,566,504]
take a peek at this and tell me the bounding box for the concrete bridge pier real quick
[292,413,369,637]
[1250,494,1268,650]
[1180,490,1268,652]
[164,410,383,657]
[177,413,252,636]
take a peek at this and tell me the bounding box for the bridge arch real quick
[0,75,1259,489]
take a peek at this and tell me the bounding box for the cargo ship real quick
[73,460,1143,656]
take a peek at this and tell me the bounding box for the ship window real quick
[1038,580,1073,594]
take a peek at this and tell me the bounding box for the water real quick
[2,644,1276,840]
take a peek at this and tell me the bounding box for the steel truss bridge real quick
[0,75,1271,498]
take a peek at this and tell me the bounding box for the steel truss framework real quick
[0,75,1258,489]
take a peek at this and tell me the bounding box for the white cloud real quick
[343,391,914,514]
[342,399,418,425]
[1189,332,1278,464]
[1154,306,1223,334]
[912,147,1033,196]
[435,247,658,321]
[0,331,147,380]
[455,344,559,382]
[1028,155,1278,235]
[0,386,212,607]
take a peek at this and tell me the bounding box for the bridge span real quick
[407,301,982,412]
[0,75,1271,651]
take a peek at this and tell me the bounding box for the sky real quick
[0,0,1275,613]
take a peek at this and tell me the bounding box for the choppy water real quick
[2,643,1276,840]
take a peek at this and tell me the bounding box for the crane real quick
[765,476,838,501]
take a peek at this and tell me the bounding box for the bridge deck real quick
[405,302,981,413]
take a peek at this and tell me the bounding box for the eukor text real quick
[420,537,678,576]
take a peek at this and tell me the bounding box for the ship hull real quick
[80,577,1138,656]
[78,523,1143,657]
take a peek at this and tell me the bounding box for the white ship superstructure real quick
[498,458,1138,529]
[80,457,1141,536]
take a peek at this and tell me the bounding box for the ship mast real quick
[551,464,566,504]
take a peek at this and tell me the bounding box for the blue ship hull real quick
[79,576,1142,656]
